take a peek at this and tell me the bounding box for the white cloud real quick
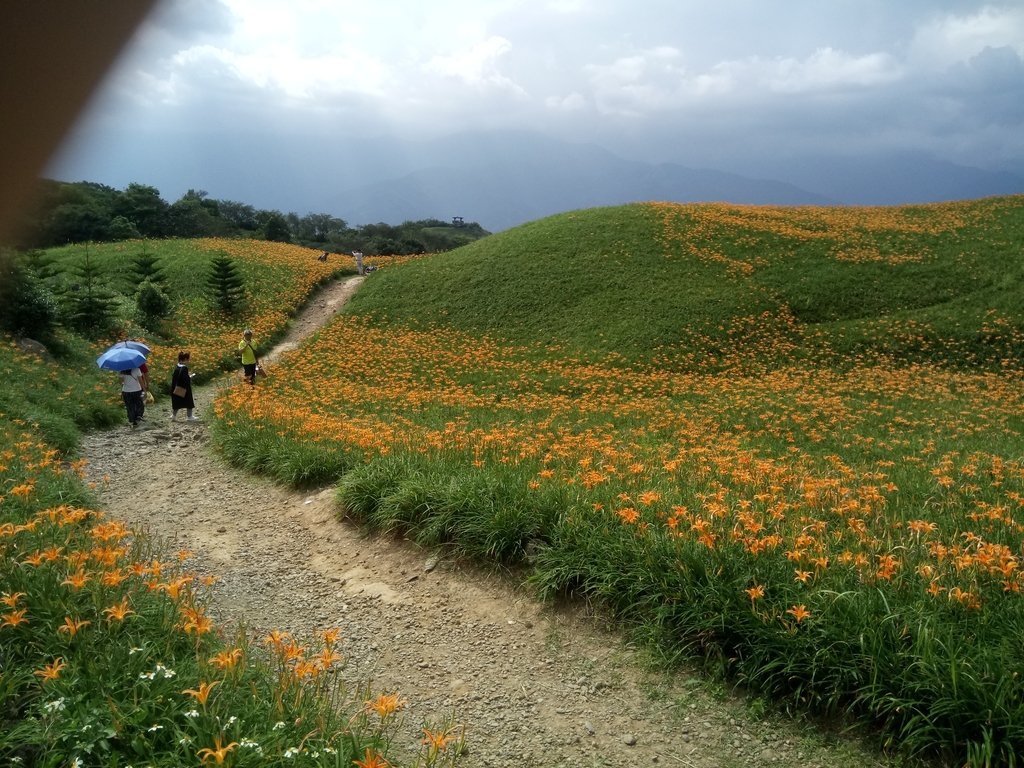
[909,5,1024,69]
[545,0,588,13]
[585,44,901,117]
[545,92,587,111]
[425,36,526,94]
[766,48,902,92]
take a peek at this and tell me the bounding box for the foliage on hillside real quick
[0,238,459,767]
[211,196,1024,766]
[15,179,488,255]
[346,196,1024,370]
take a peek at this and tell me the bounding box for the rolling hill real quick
[346,195,1024,370]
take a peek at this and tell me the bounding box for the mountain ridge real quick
[325,131,1022,231]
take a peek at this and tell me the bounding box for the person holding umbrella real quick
[96,342,149,429]
[119,366,146,428]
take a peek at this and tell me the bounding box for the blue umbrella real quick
[105,340,151,356]
[96,346,147,372]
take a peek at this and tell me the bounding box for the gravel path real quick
[81,275,891,768]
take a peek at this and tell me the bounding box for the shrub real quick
[136,279,172,329]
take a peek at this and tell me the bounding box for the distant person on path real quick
[170,350,197,421]
[353,250,364,275]
[119,367,145,428]
[238,328,260,386]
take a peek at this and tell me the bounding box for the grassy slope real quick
[317,196,1024,764]
[346,197,1024,369]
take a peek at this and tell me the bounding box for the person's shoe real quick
[187,416,199,422]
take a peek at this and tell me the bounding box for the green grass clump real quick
[0,337,123,451]
[335,454,565,562]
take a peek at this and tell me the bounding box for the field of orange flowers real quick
[17,202,1024,764]
[127,238,348,386]
[215,314,1024,603]
[1,240,460,767]
[208,205,1024,763]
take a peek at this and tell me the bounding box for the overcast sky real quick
[48,0,1024,211]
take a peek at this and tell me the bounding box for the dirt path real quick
[81,276,889,768]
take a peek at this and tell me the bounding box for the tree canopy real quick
[17,179,489,255]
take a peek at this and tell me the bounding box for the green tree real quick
[0,250,60,340]
[167,191,226,237]
[293,212,347,244]
[64,249,118,337]
[218,200,260,232]
[206,255,245,314]
[127,249,167,291]
[263,212,292,243]
[108,215,141,241]
[21,248,61,282]
[114,183,168,237]
[45,203,109,244]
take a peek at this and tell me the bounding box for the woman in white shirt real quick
[119,367,145,428]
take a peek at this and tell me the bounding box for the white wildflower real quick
[43,698,66,713]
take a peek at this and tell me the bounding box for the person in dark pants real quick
[119,367,145,428]
[170,350,197,421]
[238,328,259,386]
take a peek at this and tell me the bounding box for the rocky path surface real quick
[82,275,889,768]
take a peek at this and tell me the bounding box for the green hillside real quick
[6,198,1024,765]
[347,197,1024,370]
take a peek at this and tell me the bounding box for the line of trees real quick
[16,179,489,255]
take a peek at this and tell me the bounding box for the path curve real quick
[81,275,886,768]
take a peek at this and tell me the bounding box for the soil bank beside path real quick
[82,275,890,768]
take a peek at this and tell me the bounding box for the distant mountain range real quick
[320,131,1024,231]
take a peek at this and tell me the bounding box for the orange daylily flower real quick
[57,616,91,637]
[196,735,239,765]
[352,747,390,768]
[786,605,811,623]
[365,692,405,718]
[183,680,221,707]
[1,608,29,629]
[102,597,135,623]
[34,657,66,682]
